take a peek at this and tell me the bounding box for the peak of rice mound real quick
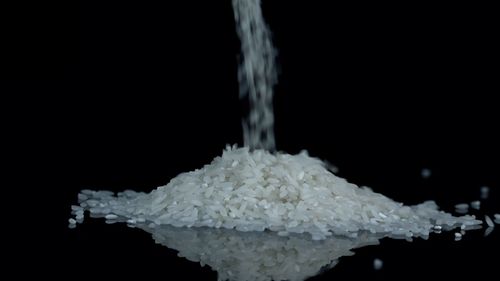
[74,145,481,240]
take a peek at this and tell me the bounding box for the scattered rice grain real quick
[421,168,431,179]
[485,215,494,228]
[373,258,383,270]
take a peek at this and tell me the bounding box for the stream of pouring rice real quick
[233,0,277,151]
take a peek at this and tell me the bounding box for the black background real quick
[5,1,499,280]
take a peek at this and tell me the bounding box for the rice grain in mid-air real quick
[480,186,489,199]
[454,203,469,214]
[470,201,481,210]
[373,258,383,270]
[421,168,431,179]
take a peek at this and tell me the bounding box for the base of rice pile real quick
[72,145,481,240]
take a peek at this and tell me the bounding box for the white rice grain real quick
[480,186,489,199]
[454,203,469,210]
[485,215,494,228]
[470,201,481,210]
[373,258,383,270]
[71,205,83,211]
[421,168,431,179]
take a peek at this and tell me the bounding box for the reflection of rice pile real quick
[72,146,481,240]
[139,224,382,281]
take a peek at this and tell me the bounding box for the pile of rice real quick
[139,224,382,281]
[72,145,481,240]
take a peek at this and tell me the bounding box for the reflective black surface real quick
[13,1,498,280]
